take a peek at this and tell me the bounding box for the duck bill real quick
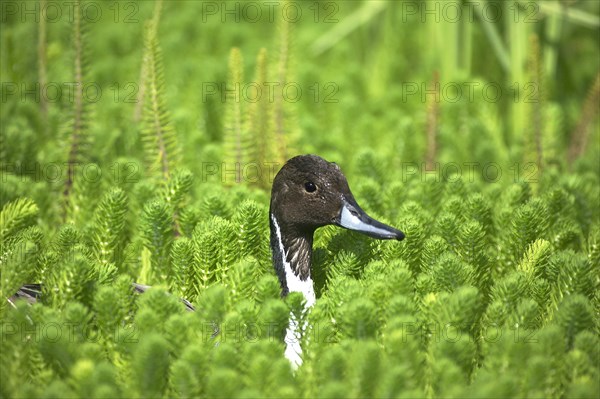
[337,198,405,240]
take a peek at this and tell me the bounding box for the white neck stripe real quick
[270,214,316,307]
[271,214,316,369]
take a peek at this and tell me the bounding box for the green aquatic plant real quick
[140,5,180,180]
[0,1,598,398]
[63,0,93,223]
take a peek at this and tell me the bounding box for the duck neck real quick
[270,213,316,307]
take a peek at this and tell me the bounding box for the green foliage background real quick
[1,0,599,398]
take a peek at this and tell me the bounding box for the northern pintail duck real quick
[270,155,404,366]
[9,155,405,365]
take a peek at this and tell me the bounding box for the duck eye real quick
[304,181,317,193]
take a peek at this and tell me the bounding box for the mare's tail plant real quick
[1,2,598,398]
[159,168,193,236]
[0,198,40,315]
[271,0,298,167]
[222,1,300,186]
[247,48,272,188]
[223,48,248,186]
[135,0,163,122]
[140,200,173,285]
[63,0,92,223]
[524,34,544,187]
[140,3,180,180]
[90,188,128,275]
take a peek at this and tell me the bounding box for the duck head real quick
[269,154,404,302]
